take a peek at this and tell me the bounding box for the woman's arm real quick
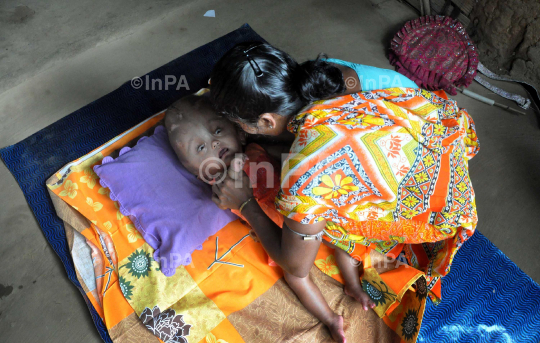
[212,172,325,278]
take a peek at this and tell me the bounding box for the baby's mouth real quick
[218,147,229,160]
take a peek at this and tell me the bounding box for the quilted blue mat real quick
[2,24,539,343]
[418,231,540,342]
[0,23,264,342]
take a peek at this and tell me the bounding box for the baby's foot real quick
[344,285,376,311]
[326,314,346,343]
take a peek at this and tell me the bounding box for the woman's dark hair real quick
[210,42,345,126]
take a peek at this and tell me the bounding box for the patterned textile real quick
[389,16,478,96]
[46,113,402,343]
[276,88,480,305]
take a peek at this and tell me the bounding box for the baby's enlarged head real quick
[165,94,245,182]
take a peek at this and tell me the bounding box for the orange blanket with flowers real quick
[47,104,444,343]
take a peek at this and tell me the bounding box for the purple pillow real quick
[94,125,236,276]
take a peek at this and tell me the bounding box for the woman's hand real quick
[212,172,253,210]
[212,155,253,210]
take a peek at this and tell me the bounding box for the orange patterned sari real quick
[276,88,479,307]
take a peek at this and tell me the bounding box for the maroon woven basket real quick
[389,16,478,95]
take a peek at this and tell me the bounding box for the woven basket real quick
[389,15,478,95]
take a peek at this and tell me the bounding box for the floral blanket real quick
[47,111,430,343]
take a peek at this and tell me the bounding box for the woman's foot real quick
[344,285,376,311]
[326,314,346,343]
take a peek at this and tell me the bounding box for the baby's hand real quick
[212,154,252,211]
[227,153,248,180]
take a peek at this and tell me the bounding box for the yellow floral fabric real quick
[276,88,480,302]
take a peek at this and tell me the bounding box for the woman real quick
[210,42,479,342]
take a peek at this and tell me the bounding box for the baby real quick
[164,92,284,226]
[165,93,375,343]
[164,93,245,181]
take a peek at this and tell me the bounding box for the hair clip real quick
[243,44,264,78]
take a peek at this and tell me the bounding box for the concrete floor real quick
[0,0,539,342]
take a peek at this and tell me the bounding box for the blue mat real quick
[419,231,540,342]
[2,24,539,343]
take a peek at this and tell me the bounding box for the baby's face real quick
[168,105,243,182]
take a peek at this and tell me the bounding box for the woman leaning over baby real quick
[209,42,480,342]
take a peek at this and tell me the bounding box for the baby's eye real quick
[215,128,222,135]
[197,143,205,152]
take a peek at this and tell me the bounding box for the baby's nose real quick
[212,140,220,149]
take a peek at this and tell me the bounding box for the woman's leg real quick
[332,247,376,311]
[283,271,346,343]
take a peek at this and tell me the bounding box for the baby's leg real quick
[284,271,346,343]
[333,247,375,311]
